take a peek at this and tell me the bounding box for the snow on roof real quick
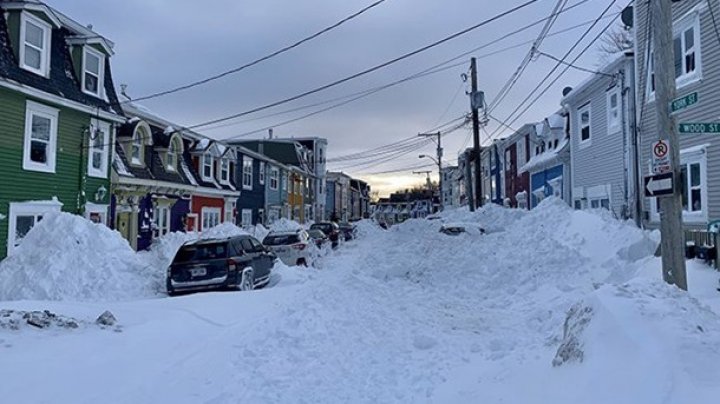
[164,125,175,135]
[520,138,569,173]
[534,123,546,137]
[180,159,197,186]
[113,151,134,177]
[196,138,211,150]
[548,113,564,128]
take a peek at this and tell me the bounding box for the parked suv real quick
[263,229,314,266]
[166,235,275,296]
[338,222,358,241]
[310,222,340,247]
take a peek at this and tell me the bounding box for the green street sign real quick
[670,92,698,113]
[678,122,720,134]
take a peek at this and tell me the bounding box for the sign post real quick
[644,172,674,197]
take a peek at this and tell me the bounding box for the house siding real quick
[634,0,720,228]
[0,87,112,258]
[236,153,264,225]
[566,56,636,219]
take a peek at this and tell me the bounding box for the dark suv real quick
[166,235,276,296]
[310,222,340,247]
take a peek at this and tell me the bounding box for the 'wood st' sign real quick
[678,122,720,134]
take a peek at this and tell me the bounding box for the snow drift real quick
[0,213,160,301]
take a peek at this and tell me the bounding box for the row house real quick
[0,1,124,258]
[326,171,351,221]
[374,190,436,224]
[480,141,503,205]
[502,124,536,209]
[349,179,370,220]
[294,137,328,222]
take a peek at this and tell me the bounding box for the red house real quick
[502,124,537,209]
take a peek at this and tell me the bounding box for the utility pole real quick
[470,57,483,209]
[413,170,433,190]
[651,0,687,290]
[419,132,443,210]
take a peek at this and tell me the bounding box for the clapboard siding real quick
[635,0,720,228]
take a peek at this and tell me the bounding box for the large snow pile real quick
[268,218,303,233]
[137,231,196,273]
[199,222,249,239]
[0,213,161,301]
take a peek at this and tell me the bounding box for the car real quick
[310,222,341,247]
[338,222,358,241]
[439,223,486,236]
[166,235,275,296]
[307,229,329,248]
[263,229,314,266]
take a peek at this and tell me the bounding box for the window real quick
[270,166,279,190]
[167,137,180,172]
[241,209,252,226]
[153,205,171,238]
[87,119,110,178]
[82,47,105,97]
[242,157,253,190]
[23,101,58,173]
[201,207,221,231]
[20,12,51,76]
[131,127,148,166]
[647,14,702,95]
[574,200,582,210]
[7,200,62,255]
[85,203,108,225]
[224,200,236,223]
[517,138,526,164]
[220,158,230,183]
[259,162,266,185]
[651,146,707,222]
[607,89,621,133]
[578,104,591,145]
[202,153,213,180]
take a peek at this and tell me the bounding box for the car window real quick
[174,243,228,262]
[229,241,244,256]
[264,234,300,246]
[240,238,255,253]
[249,237,265,252]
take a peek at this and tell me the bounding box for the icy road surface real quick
[1,200,720,404]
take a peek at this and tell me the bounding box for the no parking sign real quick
[652,139,671,174]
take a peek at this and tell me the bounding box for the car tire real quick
[239,267,255,291]
[296,258,307,267]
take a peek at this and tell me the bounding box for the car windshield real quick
[308,230,325,238]
[264,234,301,246]
[174,242,228,262]
[311,224,333,232]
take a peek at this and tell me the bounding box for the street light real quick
[419,154,442,211]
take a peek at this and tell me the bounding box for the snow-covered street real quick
[1,199,720,403]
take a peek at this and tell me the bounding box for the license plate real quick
[190,267,207,277]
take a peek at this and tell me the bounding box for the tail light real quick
[291,243,306,250]
[227,259,237,271]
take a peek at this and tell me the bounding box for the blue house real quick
[481,141,504,205]
[236,146,272,226]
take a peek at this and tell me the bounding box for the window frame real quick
[81,46,106,98]
[19,12,51,77]
[259,161,266,185]
[242,157,253,190]
[153,205,171,238]
[23,101,59,173]
[85,202,108,225]
[7,200,62,255]
[201,153,214,181]
[650,146,708,223]
[606,88,621,134]
[219,158,230,184]
[241,209,253,226]
[269,166,279,190]
[201,207,221,231]
[87,119,111,178]
[166,136,181,172]
[577,103,591,148]
[130,126,148,167]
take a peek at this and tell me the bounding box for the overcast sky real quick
[52,0,624,196]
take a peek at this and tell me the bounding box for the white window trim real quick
[19,12,51,77]
[606,88,621,134]
[577,103,591,149]
[270,166,279,190]
[649,145,708,223]
[81,46,106,98]
[87,119,110,178]
[166,137,181,172]
[224,200,236,223]
[259,161,266,185]
[130,125,149,167]
[84,202,108,225]
[201,207,221,231]
[219,158,230,184]
[201,153,214,182]
[153,205,171,238]
[241,209,252,226]
[646,12,702,102]
[23,100,59,173]
[242,157,253,190]
[7,199,62,255]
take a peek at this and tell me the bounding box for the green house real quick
[0,2,125,259]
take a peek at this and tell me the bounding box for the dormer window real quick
[220,158,230,183]
[82,47,105,97]
[202,153,213,180]
[167,137,181,172]
[129,124,151,167]
[20,12,51,77]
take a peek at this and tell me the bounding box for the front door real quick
[116,211,135,249]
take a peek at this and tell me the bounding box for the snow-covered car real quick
[439,223,486,236]
[307,229,329,248]
[338,222,357,241]
[263,229,314,266]
[166,235,275,296]
[310,222,340,248]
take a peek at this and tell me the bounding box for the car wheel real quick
[296,258,307,267]
[239,267,255,291]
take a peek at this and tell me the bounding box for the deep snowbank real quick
[0,213,160,301]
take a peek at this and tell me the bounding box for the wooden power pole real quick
[651,0,687,290]
[470,57,483,209]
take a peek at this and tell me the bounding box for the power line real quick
[487,0,620,140]
[183,0,541,130]
[536,50,614,77]
[125,0,390,103]
[358,163,436,176]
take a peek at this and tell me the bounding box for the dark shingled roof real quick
[0,7,123,115]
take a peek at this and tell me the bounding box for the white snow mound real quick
[0,212,160,301]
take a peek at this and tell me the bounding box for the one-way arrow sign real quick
[644,172,674,197]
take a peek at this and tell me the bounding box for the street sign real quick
[678,122,720,134]
[652,139,671,174]
[670,91,698,114]
[644,172,674,197]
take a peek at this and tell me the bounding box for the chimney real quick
[268,128,273,139]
